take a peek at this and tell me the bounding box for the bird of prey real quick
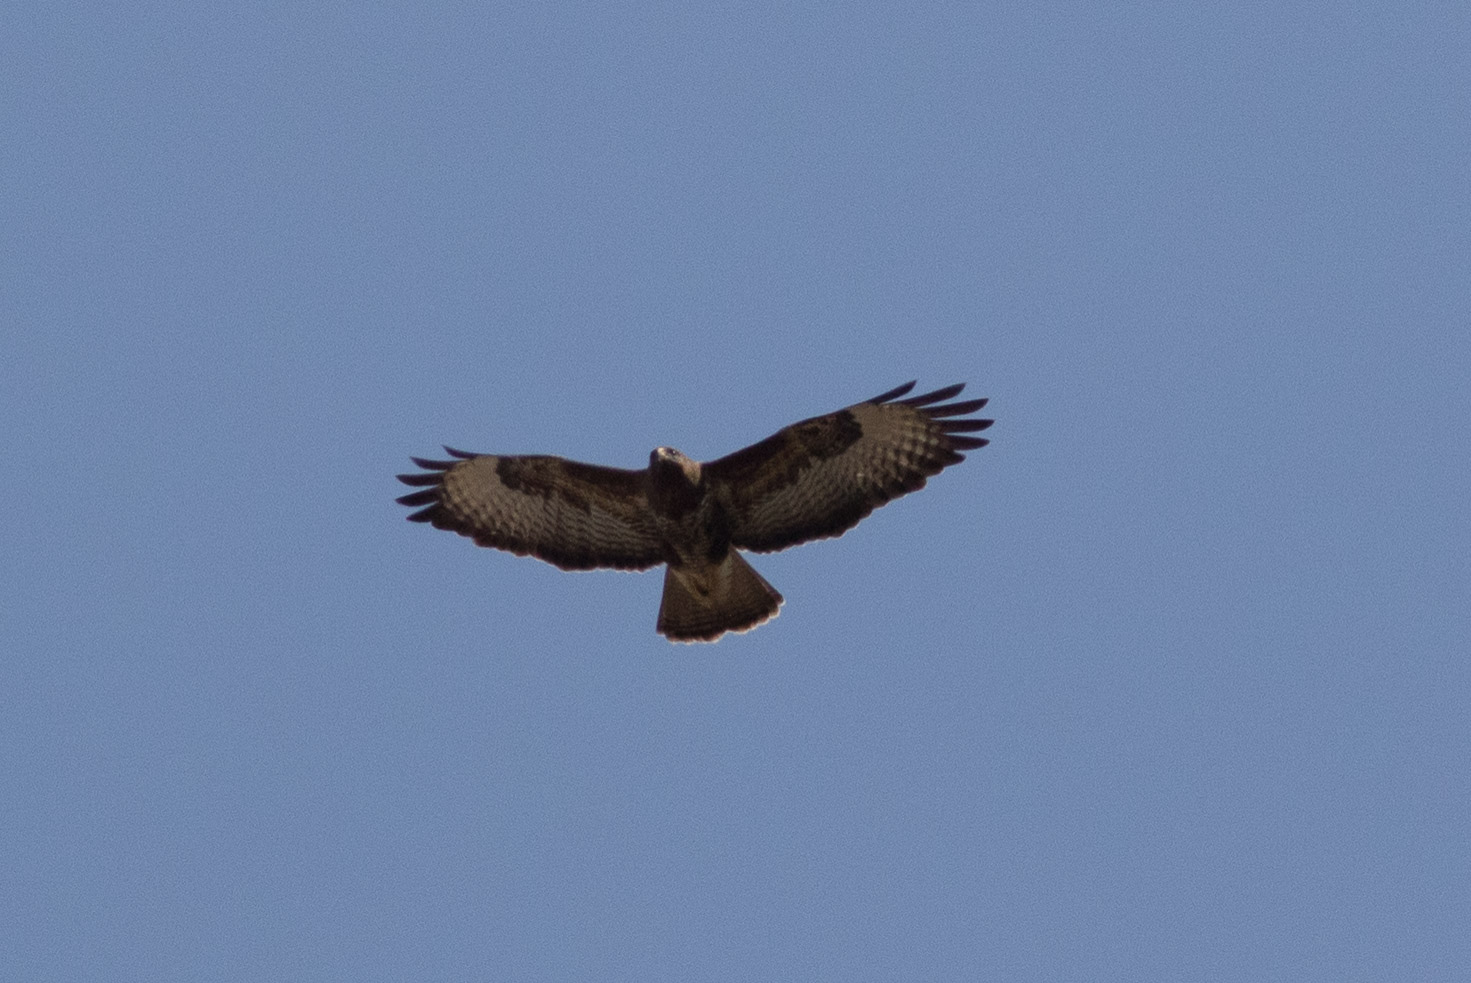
[396,381,992,642]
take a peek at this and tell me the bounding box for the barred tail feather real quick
[657,552,783,643]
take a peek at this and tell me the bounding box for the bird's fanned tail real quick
[657,552,784,643]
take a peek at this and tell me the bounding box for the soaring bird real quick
[396,381,992,642]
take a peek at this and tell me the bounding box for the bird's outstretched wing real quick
[703,382,992,553]
[396,449,664,571]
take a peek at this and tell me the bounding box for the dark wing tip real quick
[897,383,993,451]
[939,418,994,433]
[867,380,917,404]
[396,471,444,487]
[396,488,441,507]
[925,397,988,418]
[901,382,966,407]
[398,449,462,516]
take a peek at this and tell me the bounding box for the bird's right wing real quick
[703,382,992,553]
[396,449,665,571]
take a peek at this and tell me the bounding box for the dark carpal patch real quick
[498,457,642,514]
[497,457,587,509]
[792,411,863,459]
[708,410,864,490]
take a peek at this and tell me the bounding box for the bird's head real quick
[651,446,701,486]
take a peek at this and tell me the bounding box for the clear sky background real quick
[5,2,1468,980]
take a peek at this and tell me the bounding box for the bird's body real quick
[397,381,992,642]
[642,447,784,640]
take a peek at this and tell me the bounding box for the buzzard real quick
[396,381,992,642]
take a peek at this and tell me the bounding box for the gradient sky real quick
[5,1,1468,980]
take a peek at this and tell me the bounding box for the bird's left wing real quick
[396,449,664,571]
[703,382,993,554]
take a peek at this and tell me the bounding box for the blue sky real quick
[5,1,1468,979]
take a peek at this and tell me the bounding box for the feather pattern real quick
[704,383,993,553]
[395,451,663,571]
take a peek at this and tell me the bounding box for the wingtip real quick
[940,418,993,433]
[902,382,966,407]
[868,380,918,404]
[396,488,440,507]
